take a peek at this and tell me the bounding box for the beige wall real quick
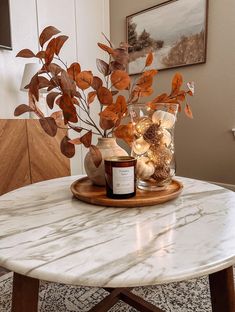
[110,0,235,185]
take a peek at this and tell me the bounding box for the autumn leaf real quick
[28,91,37,110]
[60,70,76,96]
[69,125,83,133]
[80,131,92,148]
[99,108,118,130]
[72,98,79,106]
[35,51,45,59]
[166,98,180,104]
[143,69,158,78]
[27,91,44,118]
[38,76,51,89]
[45,63,62,75]
[39,26,60,47]
[47,77,59,91]
[96,59,110,76]
[97,87,113,105]
[136,74,153,90]
[152,93,168,104]
[99,95,127,129]
[184,103,193,119]
[115,95,127,117]
[87,91,97,104]
[46,92,60,109]
[54,35,68,55]
[114,123,134,146]
[76,71,93,90]
[50,111,63,119]
[59,94,78,123]
[14,104,34,116]
[50,111,64,127]
[89,145,102,168]
[111,70,130,90]
[171,73,183,96]
[45,38,56,64]
[60,136,75,158]
[39,117,57,137]
[28,74,40,101]
[145,51,153,67]
[112,48,129,65]
[16,49,35,58]
[109,61,125,72]
[143,87,154,97]
[97,42,114,54]
[91,76,103,91]
[177,91,186,102]
[133,87,153,98]
[67,62,81,80]
[68,138,81,145]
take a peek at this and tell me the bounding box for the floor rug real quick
[0,272,212,312]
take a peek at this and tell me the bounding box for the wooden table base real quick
[12,273,39,312]
[209,266,235,312]
[11,267,235,312]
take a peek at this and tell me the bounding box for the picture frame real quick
[126,0,208,75]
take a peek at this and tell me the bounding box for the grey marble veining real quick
[0,176,235,287]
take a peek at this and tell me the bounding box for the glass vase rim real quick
[129,102,179,109]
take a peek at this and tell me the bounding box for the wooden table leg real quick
[88,288,124,312]
[11,273,39,312]
[120,289,164,312]
[104,287,164,312]
[209,266,235,312]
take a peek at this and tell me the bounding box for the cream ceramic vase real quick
[84,137,128,186]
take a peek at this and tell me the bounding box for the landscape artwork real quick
[127,0,208,74]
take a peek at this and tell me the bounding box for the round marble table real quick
[0,175,235,312]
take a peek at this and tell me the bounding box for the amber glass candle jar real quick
[104,156,137,199]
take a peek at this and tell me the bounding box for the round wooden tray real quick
[70,177,183,208]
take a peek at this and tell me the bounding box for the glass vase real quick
[129,103,178,191]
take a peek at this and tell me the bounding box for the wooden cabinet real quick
[0,120,31,195]
[0,120,70,195]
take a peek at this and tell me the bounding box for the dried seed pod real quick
[152,165,170,183]
[147,145,172,166]
[135,117,153,135]
[143,123,163,145]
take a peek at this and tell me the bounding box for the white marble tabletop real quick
[0,175,235,288]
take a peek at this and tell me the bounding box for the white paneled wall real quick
[0,0,38,119]
[36,0,78,64]
[75,0,110,173]
[0,0,110,175]
[36,0,82,175]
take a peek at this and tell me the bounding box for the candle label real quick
[112,166,134,195]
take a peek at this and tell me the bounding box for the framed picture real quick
[126,0,208,75]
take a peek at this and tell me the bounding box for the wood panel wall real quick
[27,120,70,183]
[0,120,70,195]
[0,120,31,195]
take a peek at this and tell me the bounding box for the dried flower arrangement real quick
[14,26,194,170]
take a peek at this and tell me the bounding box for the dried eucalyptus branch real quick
[14,25,194,165]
